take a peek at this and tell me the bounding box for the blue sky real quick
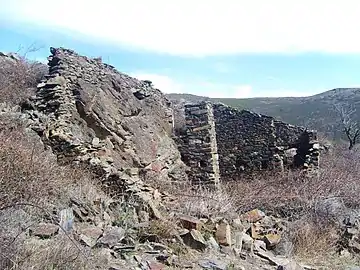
[1,0,360,98]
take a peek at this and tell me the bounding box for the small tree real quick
[334,103,360,150]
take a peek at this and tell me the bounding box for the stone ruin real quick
[12,47,319,191]
[176,101,319,186]
[19,47,187,219]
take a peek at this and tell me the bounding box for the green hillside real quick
[167,88,360,139]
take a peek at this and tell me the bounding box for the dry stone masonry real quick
[23,47,188,218]
[177,101,319,185]
[176,102,220,186]
[16,47,318,190]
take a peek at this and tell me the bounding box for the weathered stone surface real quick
[98,227,125,247]
[263,233,281,249]
[146,261,166,270]
[277,260,304,270]
[198,259,228,270]
[31,223,59,238]
[180,229,207,250]
[179,214,203,231]
[207,236,220,250]
[175,102,220,186]
[254,240,267,251]
[59,208,74,232]
[255,249,291,267]
[215,222,231,246]
[232,218,243,229]
[241,209,266,223]
[78,226,103,247]
[240,232,254,252]
[315,197,350,223]
[23,47,187,223]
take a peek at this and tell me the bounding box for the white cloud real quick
[130,72,184,93]
[129,72,316,98]
[2,0,360,56]
[129,73,253,97]
[265,76,280,82]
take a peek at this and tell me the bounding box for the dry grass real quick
[146,219,177,240]
[6,233,116,270]
[0,48,358,266]
[156,145,360,264]
[289,215,339,257]
[9,235,91,270]
[220,146,360,218]
[169,185,236,219]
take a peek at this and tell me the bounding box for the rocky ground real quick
[14,198,314,270]
[11,195,360,270]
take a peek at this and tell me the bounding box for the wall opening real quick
[293,132,310,168]
[199,160,207,168]
[261,160,269,169]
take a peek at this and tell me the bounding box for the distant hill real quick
[167,88,360,140]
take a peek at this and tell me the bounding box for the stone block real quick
[215,222,231,246]
[180,229,207,250]
[179,214,203,231]
[241,209,265,223]
[31,223,59,238]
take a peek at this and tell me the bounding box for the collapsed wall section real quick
[274,121,319,170]
[176,102,220,186]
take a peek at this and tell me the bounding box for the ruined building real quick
[18,47,319,190]
[176,101,319,186]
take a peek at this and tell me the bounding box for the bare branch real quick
[333,102,360,150]
[0,43,47,105]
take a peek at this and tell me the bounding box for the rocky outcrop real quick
[23,47,187,216]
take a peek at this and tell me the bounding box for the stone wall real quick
[176,102,220,186]
[23,47,188,217]
[177,102,319,184]
[213,104,277,178]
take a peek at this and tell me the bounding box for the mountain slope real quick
[168,88,360,139]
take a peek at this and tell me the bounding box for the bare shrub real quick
[210,146,360,220]
[334,102,360,150]
[0,127,71,209]
[0,47,47,105]
[0,123,100,269]
[289,216,340,261]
